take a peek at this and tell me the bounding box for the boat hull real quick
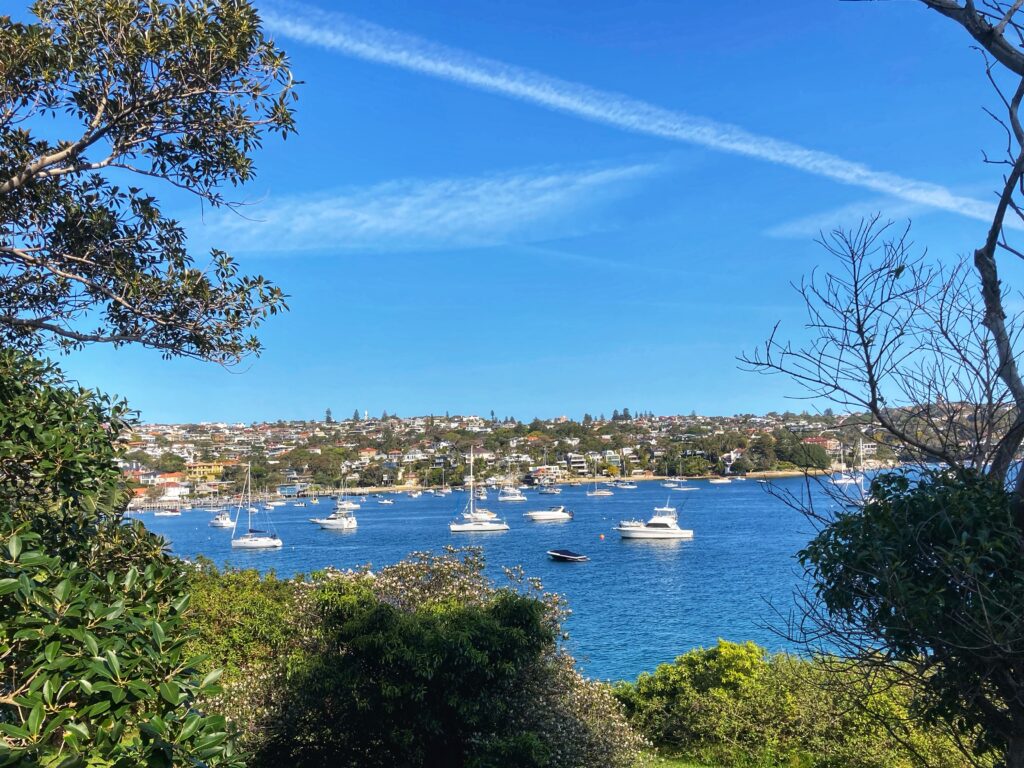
[525,512,572,521]
[312,518,357,530]
[615,526,694,539]
[231,536,283,549]
[449,522,509,532]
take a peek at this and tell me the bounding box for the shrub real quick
[186,549,646,767]
[614,640,985,768]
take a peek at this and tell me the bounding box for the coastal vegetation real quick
[183,549,645,768]
[4,0,1024,767]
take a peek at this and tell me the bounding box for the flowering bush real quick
[186,548,645,767]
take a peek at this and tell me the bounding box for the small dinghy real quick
[547,549,589,563]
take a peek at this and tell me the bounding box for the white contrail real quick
[261,2,995,224]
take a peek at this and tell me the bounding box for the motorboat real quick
[294,501,306,507]
[524,505,573,522]
[268,500,287,507]
[378,497,394,505]
[231,464,283,549]
[615,481,638,489]
[615,510,693,539]
[475,488,487,500]
[661,481,678,488]
[547,549,588,562]
[538,485,562,495]
[153,508,181,517]
[409,490,422,498]
[209,510,233,528]
[309,497,320,504]
[335,500,361,511]
[310,509,357,530]
[708,478,732,485]
[451,448,509,532]
[497,486,527,502]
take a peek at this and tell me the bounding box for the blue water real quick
[141,478,822,681]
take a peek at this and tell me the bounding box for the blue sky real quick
[58,0,1014,422]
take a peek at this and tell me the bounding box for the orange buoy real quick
[599,533,605,540]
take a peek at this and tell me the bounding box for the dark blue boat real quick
[547,549,589,562]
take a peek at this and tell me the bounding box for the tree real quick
[741,4,1024,765]
[0,351,239,766]
[0,0,295,364]
[325,408,334,424]
[352,408,360,422]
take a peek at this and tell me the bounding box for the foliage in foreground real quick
[802,470,1024,761]
[615,640,986,768]
[185,549,646,768]
[0,351,239,767]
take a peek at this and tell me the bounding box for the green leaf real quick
[27,704,43,736]
[8,535,22,561]
[158,681,179,705]
[199,669,222,690]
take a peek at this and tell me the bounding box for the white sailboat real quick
[586,461,613,497]
[231,464,283,549]
[450,448,509,532]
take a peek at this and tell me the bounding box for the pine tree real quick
[325,408,334,424]
[352,408,360,421]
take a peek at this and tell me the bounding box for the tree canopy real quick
[0,0,296,364]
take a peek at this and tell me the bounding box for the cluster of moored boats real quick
[144,453,706,551]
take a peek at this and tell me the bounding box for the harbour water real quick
[142,477,824,681]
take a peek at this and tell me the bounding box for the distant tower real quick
[325,408,334,424]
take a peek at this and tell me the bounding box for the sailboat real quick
[335,479,361,511]
[586,460,613,497]
[450,448,509,532]
[231,464,283,549]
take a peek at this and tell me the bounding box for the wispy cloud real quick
[261,2,995,224]
[765,198,926,239]
[198,162,656,253]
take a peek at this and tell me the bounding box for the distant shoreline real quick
[297,469,836,497]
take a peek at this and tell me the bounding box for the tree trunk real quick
[1007,735,1024,768]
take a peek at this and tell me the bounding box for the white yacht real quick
[153,508,181,517]
[708,477,732,485]
[661,481,678,488]
[451,448,509,532]
[538,485,562,495]
[586,487,614,497]
[231,464,283,549]
[475,487,487,501]
[524,505,573,522]
[409,490,423,498]
[615,481,638,490]
[209,510,233,528]
[615,509,693,540]
[378,497,394,505]
[497,486,527,502]
[310,509,357,530]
